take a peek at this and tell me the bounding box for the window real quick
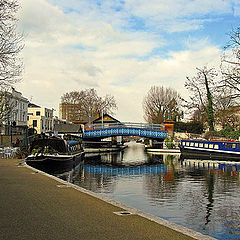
[204,144,208,148]
[199,143,203,147]
[209,144,213,149]
[190,142,194,146]
[232,144,236,149]
[36,111,40,116]
[214,145,219,149]
[186,142,190,146]
[33,120,37,127]
[27,116,29,121]
[194,143,198,147]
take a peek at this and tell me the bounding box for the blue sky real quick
[17,0,240,122]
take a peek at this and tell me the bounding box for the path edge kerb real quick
[24,163,216,240]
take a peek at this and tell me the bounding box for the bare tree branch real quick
[184,66,217,131]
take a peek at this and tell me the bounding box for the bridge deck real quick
[83,123,168,139]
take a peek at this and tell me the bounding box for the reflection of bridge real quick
[83,164,168,176]
[83,122,168,140]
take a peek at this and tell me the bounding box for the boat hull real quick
[180,145,240,161]
[25,152,85,174]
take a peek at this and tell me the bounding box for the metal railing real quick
[0,147,19,159]
[85,122,165,131]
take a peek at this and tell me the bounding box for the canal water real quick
[46,142,240,240]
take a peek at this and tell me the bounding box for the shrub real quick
[174,121,203,134]
[164,136,175,149]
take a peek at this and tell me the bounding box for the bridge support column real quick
[149,139,153,147]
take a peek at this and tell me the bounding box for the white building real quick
[27,104,54,134]
[0,87,29,135]
[10,88,29,126]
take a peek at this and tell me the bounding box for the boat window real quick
[190,142,194,146]
[199,143,203,148]
[214,144,219,149]
[204,144,208,148]
[232,144,236,149]
[225,143,230,148]
[182,142,185,146]
[186,142,190,146]
[194,143,198,147]
[209,144,214,149]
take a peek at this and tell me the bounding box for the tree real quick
[0,0,23,88]
[0,0,23,125]
[214,87,239,129]
[220,26,240,98]
[185,66,217,131]
[0,90,12,123]
[60,88,117,122]
[142,86,182,124]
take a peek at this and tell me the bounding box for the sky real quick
[16,0,240,122]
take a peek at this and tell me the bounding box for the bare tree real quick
[60,88,117,122]
[0,90,14,125]
[0,0,23,88]
[219,26,240,99]
[191,107,207,123]
[185,66,217,131]
[143,86,182,124]
[214,87,239,129]
[0,0,23,126]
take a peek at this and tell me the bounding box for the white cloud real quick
[16,0,232,122]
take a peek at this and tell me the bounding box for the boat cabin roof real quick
[181,139,239,144]
[30,138,67,153]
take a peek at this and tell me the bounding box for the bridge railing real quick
[85,122,165,131]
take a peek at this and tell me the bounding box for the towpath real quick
[0,159,214,240]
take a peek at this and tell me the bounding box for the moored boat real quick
[179,139,240,161]
[25,137,84,169]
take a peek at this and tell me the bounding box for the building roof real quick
[54,123,82,134]
[28,103,41,108]
[92,113,121,124]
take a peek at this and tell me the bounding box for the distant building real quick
[88,113,120,127]
[0,87,29,135]
[59,102,98,124]
[27,103,54,134]
[59,102,80,122]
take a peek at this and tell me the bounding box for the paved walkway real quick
[0,159,213,240]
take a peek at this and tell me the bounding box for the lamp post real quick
[10,122,12,146]
[102,109,104,128]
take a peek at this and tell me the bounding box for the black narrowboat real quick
[25,137,84,169]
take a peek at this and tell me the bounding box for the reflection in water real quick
[43,142,240,240]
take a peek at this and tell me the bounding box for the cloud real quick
[16,0,237,122]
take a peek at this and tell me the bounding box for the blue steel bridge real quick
[83,122,168,140]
